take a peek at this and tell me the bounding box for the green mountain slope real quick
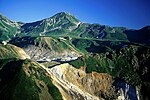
[69,45,150,99]
[19,12,129,41]
[0,44,62,99]
[0,14,22,41]
[20,12,80,36]
[0,12,150,45]
[0,59,62,100]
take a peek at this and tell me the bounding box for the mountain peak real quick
[49,12,80,23]
[56,12,70,15]
[54,12,74,17]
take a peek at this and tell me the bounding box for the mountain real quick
[19,12,129,41]
[69,45,150,99]
[1,44,149,99]
[0,59,62,100]
[20,12,80,36]
[125,26,150,45]
[0,12,150,100]
[0,12,150,45]
[0,43,62,99]
[0,14,22,41]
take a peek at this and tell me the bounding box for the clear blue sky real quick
[0,0,150,29]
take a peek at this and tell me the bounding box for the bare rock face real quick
[10,36,80,61]
[50,63,115,100]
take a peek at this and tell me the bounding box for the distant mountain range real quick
[0,12,150,45]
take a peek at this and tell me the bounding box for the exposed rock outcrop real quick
[49,63,115,100]
[10,36,80,61]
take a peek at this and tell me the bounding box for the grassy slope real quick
[0,15,19,41]
[0,42,62,99]
[0,44,30,60]
[0,59,62,100]
[69,45,150,86]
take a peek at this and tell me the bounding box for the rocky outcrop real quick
[10,36,80,61]
[48,63,115,100]
[43,63,141,100]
